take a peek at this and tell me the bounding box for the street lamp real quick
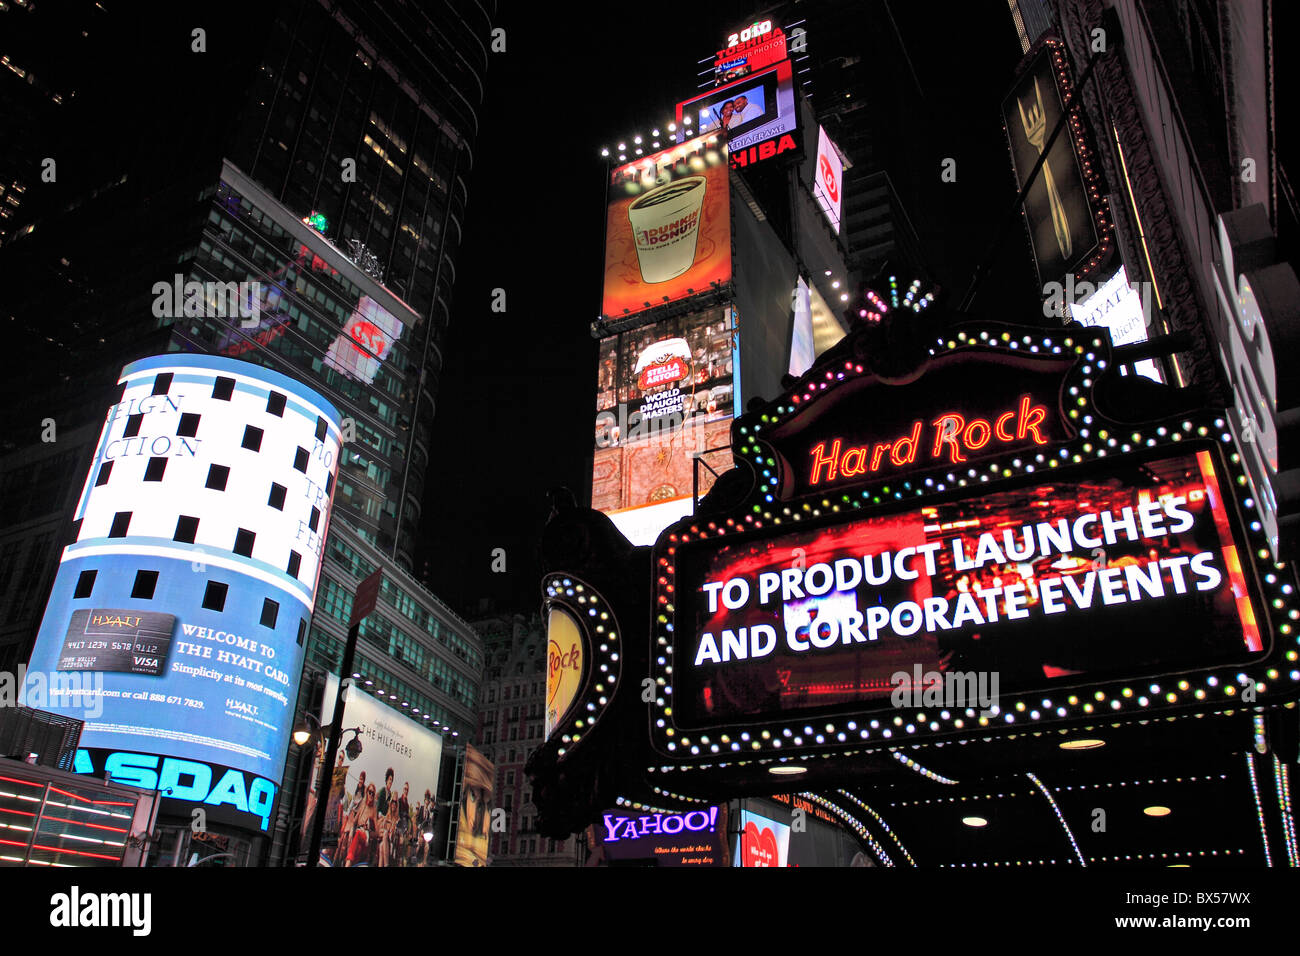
[292,711,363,758]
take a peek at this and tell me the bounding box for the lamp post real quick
[304,569,382,868]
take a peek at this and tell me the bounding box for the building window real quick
[73,569,97,599]
[123,414,143,438]
[213,377,236,400]
[242,425,264,452]
[309,506,320,532]
[287,550,302,578]
[108,512,132,538]
[177,413,200,437]
[131,570,159,600]
[206,464,230,491]
[266,391,287,417]
[233,528,255,557]
[95,461,114,486]
[202,581,228,612]
[152,373,173,395]
[268,483,287,510]
[294,447,309,472]
[143,457,168,482]
[315,417,327,441]
[260,598,279,629]
[174,515,199,543]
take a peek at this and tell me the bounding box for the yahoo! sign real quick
[601,807,719,843]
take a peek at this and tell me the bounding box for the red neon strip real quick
[0,808,37,820]
[30,844,124,861]
[0,776,45,788]
[0,838,31,848]
[1198,450,1263,653]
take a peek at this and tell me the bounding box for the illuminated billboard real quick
[593,307,735,545]
[308,674,445,867]
[26,354,343,815]
[602,134,731,321]
[674,449,1260,726]
[640,320,1298,770]
[454,744,494,867]
[593,806,727,866]
[812,126,844,234]
[677,60,798,169]
[324,294,405,385]
[1002,38,1109,286]
[1070,265,1162,382]
[734,810,789,867]
[712,20,787,85]
[545,608,584,740]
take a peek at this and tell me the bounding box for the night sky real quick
[418,2,1042,618]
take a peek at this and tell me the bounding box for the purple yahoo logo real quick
[601,807,719,843]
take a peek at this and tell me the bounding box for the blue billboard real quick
[26,354,343,802]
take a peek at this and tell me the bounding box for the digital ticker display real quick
[672,449,1263,725]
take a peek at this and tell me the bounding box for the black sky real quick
[416,2,1043,619]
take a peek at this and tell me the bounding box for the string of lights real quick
[1025,771,1086,866]
[1246,752,1273,867]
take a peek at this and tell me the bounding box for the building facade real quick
[470,612,580,865]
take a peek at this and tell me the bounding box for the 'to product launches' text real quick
[675,451,1262,722]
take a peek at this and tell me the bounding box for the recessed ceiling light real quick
[1059,738,1106,750]
[768,765,807,775]
[962,816,988,828]
[1144,806,1171,817]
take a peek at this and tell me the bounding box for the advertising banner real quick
[812,126,844,235]
[674,449,1262,725]
[677,60,798,169]
[734,809,789,867]
[307,674,445,867]
[25,354,342,795]
[454,744,494,867]
[601,134,731,320]
[592,307,735,545]
[545,608,584,740]
[323,294,405,385]
[1002,40,1103,286]
[1070,266,1162,382]
[593,806,727,866]
[712,20,787,85]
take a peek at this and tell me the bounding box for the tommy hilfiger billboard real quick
[643,322,1296,769]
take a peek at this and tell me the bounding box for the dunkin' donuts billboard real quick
[601,134,732,320]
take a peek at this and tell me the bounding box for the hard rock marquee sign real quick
[534,318,1300,819]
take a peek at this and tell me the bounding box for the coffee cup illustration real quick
[627,176,707,284]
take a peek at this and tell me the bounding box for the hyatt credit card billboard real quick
[26,354,343,815]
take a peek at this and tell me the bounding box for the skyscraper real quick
[0,0,495,862]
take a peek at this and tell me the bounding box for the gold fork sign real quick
[1018,77,1072,260]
